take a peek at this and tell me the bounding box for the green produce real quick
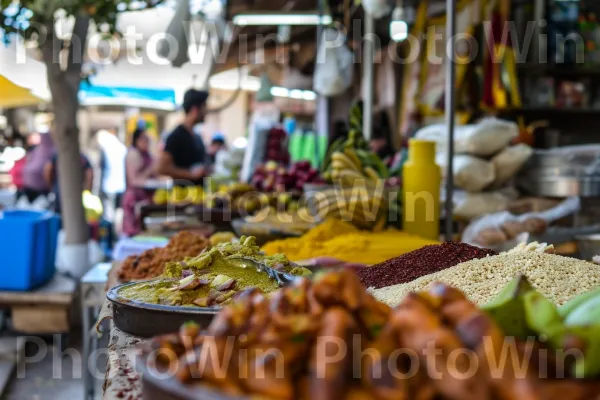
[567,325,600,378]
[560,286,600,322]
[523,290,565,347]
[559,285,600,377]
[481,275,533,337]
[356,148,389,179]
[484,277,600,379]
[565,295,600,327]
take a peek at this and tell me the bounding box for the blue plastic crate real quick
[0,210,60,290]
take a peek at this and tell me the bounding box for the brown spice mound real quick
[117,231,209,282]
[355,242,497,289]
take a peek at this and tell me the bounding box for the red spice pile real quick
[355,242,497,289]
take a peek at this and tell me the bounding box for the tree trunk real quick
[41,20,90,246]
[52,96,88,245]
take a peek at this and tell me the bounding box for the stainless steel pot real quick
[576,234,600,262]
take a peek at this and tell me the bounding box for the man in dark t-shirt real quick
[158,89,209,184]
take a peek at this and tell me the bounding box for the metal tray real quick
[107,258,297,338]
[137,352,241,400]
[517,175,600,198]
[107,282,220,338]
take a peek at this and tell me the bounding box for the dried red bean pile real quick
[355,242,497,289]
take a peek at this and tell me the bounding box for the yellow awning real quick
[0,75,42,108]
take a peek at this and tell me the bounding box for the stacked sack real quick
[415,118,533,220]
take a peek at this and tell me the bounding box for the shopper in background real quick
[207,132,226,165]
[157,89,209,184]
[21,133,54,203]
[45,151,93,213]
[10,149,28,199]
[122,129,155,236]
[97,129,127,222]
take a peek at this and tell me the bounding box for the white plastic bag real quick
[313,28,354,97]
[415,118,519,156]
[492,144,533,187]
[454,191,513,221]
[362,0,394,18]
[437,154,495,192]
[462,197,581,250]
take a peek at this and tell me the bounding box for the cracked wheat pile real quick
[372,251,600,307]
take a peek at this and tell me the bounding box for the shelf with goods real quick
[512,1,600,130]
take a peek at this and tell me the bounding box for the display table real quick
[81,262,114,400]
[103,323,145,400]
[0,274,75,335]
[99,299,146,400]
[95,261,146,400]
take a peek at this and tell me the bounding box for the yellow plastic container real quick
[402,139,441,240]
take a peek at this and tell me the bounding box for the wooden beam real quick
[214,26,315,73]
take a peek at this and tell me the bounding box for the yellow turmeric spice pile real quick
[261,219,438,265]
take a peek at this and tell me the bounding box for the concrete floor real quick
[2,330,108,400]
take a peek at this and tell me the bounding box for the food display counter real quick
[98,221,600,399]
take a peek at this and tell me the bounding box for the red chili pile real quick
[355,242,497,289]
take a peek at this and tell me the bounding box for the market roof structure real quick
[0,75,43,108]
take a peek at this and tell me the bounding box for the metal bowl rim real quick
[107,280,222,315]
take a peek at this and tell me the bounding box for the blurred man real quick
[97,129,126,221]
[157,89,209,184]
[208,132,226,164]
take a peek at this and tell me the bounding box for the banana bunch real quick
[153,186,204,205]
[311,187,387,230]
[483,276,600,378]
[322,101,389,186]
[322,134,389,187]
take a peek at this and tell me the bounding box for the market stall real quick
[79,0,600,399]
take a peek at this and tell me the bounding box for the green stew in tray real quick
[117,236,311,307]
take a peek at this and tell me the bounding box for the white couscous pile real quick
[371,251,600,307]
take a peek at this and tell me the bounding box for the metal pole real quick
[315,0,328,168]
[363,13,375,141]
[445,0,457,240]
[532,0,546,63]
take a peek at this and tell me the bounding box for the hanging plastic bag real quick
[362,0,394,19]
[313,28,354,97]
